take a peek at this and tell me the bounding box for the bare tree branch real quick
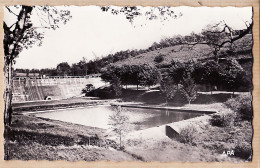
[5,7,18,16]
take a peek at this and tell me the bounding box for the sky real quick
[4,6,252,69]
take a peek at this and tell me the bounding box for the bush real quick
[86,87,115,99]
[154,54,164,63]
[209,113,233,127]
[234,142,252,160]
[225,94,252,121]
[179,126,197,145]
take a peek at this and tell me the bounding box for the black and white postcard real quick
[1,2,259,167]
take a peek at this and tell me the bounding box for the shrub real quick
[154,54,164,63]
[179,126,197,145]
[180,73,198,104]
[225,94,252,121]
[86,87,115,99]
[209,113,233,127]
[234,142,252,160]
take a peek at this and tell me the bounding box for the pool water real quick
[34,105,204,131]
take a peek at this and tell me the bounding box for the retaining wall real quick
[12,77,105,102]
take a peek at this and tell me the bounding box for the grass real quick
[89,86,239,107]
[195,120,252,161]
[123,100,252,162]
[5,114,138,161]
[178,126,197,145]
[113,34,252,67]
[186,99,252,161]
[225,94,253,121]
[114,44,214,66]
[7,142,136,161]
[209,113,234,127]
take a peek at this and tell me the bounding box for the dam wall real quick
[12,76,105,103]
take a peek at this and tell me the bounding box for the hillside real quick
[112,34,253,67]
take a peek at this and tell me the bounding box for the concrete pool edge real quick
[112,104,216,114]
[19,102,217,141]
[125,113,213,142]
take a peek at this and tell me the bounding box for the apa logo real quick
[222,150,235,156]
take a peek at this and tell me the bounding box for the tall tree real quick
[111,75,122,97]
[185,21,252,63]
[57,62,71,76]
[160,77,178,107]
[193,60,222,94]
[221,59,246,96]
[138,64,161,89]
[181,73,198,104]
[3,6,71,126]
[168,60,194,85]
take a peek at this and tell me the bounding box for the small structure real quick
[44,96,52,100]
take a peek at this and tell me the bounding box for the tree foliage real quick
[4,5,71,126]
[4,6,71,63]
[154,54,164,63]
[180,73,198,104]
[101,64,160,89]
[111,75,122,97]
[185,21,252,62]
[193,60,222,93]
[220,59,246,94]
[101,6,180,24]
[168,60,194,85]
[108,105,130,148]
[160,77,178,103]
[57,62,71,76]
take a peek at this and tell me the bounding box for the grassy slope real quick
[124,103,252,162]
[6,114,137,161]
[12,98,110,112]
[113,34,252,67]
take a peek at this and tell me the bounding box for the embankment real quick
[5,114,137,161]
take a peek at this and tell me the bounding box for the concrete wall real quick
[12,77,105,102]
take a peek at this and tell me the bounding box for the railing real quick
[13,74,101,80]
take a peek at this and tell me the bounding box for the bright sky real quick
[4,6,252,69]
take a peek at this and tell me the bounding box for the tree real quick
[129,65,141,90]
[3,6,71,126]
[186,21,252,63]
[138,64,161,89]
[108,105,130,149]
[169,60,193,85]
[221,59,246,96]
[70,57,88,76]
[57,62,71,76]
[100,64,121,83]
[111,75,122,97]
[181,73,198,104]
[101,6,180,24]
[120,65,132,89]
[160,77,178,107]
[71,63,83,76]
[193,60,222,94]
